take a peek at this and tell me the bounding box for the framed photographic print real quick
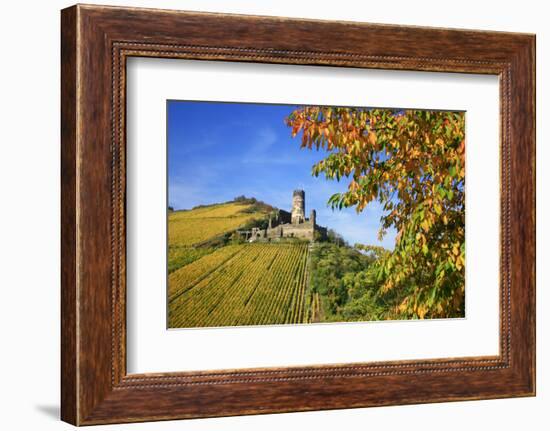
[61,4,536,425]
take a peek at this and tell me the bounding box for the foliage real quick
[353,243,390,261]
[286,107,465,319]
[338,290,386,322]
[233,195,277,214]
[325,228,348,247]
[309,243,378,319]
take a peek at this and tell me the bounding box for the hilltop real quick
[169,199,271,247]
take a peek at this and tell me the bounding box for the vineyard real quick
[168,201,270,275]
[168,202,265,247]
[168,243,311,328]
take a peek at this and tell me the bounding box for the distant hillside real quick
[169,201,270,248]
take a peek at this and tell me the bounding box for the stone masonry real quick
[249,190,327,242]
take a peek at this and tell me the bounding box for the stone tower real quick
[291,190,306,224]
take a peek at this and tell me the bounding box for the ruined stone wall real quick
[265,221,314,241]
[278,209,292,224]
[281,223,315,240]
[247,190,324,243]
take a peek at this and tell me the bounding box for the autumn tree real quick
[286,107,465,319]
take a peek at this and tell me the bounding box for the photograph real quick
[45,2,536,426]
[167,101,466,328]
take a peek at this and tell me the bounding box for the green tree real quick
[309,243,375,319]
[286,107,465,319]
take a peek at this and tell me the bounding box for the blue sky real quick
[167,101,396,249]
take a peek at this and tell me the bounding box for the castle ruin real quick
[249,190,327,242]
